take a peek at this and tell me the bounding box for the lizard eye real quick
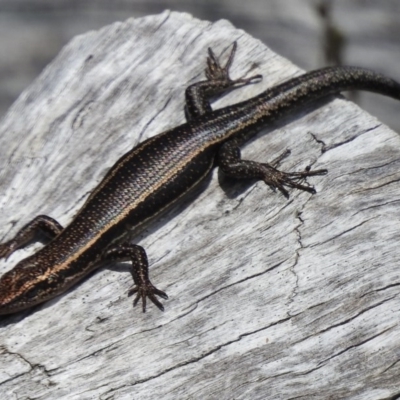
[26,286,41,299]
[25,281,48,300]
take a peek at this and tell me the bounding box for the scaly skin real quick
[1,42,400,315]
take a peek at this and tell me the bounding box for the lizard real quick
[0,42,400,315]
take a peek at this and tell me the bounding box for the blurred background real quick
[1,0,400,130]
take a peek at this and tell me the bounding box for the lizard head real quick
[0,255,52,315]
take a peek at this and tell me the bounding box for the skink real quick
[1,42,400,315]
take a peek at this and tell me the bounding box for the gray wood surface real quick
[1,11,400,399]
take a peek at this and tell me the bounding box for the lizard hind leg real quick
[218,141,328,198]
[205,41,262,89]
[185,41,262,119]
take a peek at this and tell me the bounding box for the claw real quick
[270,149,292,168]
[128,283,168,312]
[261,163,327,198]
[205,42,262,88]
[226,41,237,69]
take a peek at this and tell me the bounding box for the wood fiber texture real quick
[0,11,400,400]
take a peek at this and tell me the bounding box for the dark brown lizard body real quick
[1,43,400,315]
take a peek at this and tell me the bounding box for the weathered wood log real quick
[1,11,400,399]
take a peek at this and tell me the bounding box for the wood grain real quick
[0,11,399,399]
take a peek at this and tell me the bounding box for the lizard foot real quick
[206,41,262,88]
[128,282,168,313]
[261,162,327,198]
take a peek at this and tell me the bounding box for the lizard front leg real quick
[0,215,63,259]
[102,243,167,312]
